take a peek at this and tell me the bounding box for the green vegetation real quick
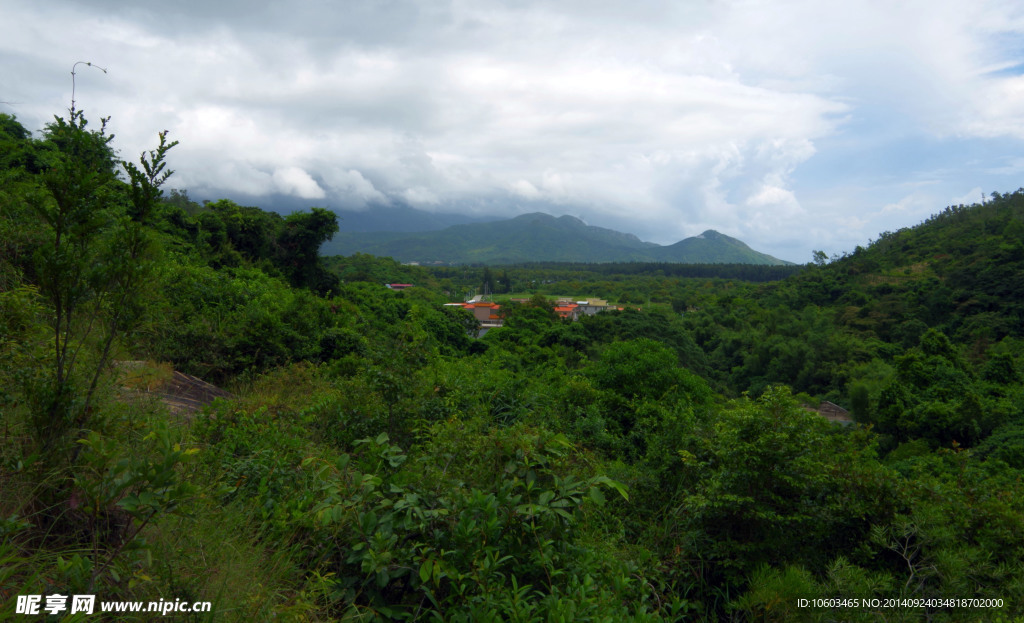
[322,212,791,265]
[4,108,1024,622]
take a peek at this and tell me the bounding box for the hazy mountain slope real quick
[254,197,496,233]
[331,204,496,232]
[322,212,790,265]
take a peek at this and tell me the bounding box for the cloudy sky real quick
[4,0,1024,262]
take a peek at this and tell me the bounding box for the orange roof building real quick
[554,303,579,320]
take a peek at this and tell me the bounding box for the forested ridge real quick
[2,110,1024,622]
[321,213,791,266]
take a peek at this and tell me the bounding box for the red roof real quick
[450,302,503,311]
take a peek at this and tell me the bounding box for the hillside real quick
[322,212,790,265]
[674,190,1024,444]
[769,192,1024,345]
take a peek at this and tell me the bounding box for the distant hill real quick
[322,212,790,265]
[649,229,789,264]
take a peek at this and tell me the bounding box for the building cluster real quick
[393,283,619,336]
[551,298,618,320]
[443,296,621,336]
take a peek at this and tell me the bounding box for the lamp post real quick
[70,61,107,115]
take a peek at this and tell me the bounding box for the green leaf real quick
[548,433,573,450]
[593,475,629,501]
[361,510,377,533]
[118,495,140,512]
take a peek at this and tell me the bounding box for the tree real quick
[0,113,43,173]
[872,329,993,447]
[849,382,871,422]
[589,338,688,401]
[673,387,896,586]
[204,198,281,262]
[480,266,496,296]
[275,207,340,293]
[582,338,710,460]
[28,110,176,455]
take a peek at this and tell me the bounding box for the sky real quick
[3,0,1024,263]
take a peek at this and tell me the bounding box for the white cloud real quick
[963,75,1024,139]
[747,185,802,214]
[881,193,935,215]
[4,0,1024,263]
[837,215,868,230]
[196,161,274,197]
[402,187,441,206]
[322,169,388,206]
[951,187,986,207]
[510,180,540,199]
[272,167,325,200]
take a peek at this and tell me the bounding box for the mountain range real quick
[321,212,791,265]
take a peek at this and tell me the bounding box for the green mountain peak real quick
[322,213,789,265]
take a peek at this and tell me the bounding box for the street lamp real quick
[70,61,107,115]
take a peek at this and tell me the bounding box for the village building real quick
[445,301,504,337]
[554,303,580,320]
[576,299,609,316]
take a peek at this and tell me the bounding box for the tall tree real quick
[276,207,340,293]
[480,266,495,296]
[29,110,176,455]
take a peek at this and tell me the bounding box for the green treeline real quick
[446,261,805,281]
[3,110,1024,622]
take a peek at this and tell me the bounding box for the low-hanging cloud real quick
[272,167,325,200]
[2,0,1024,262]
